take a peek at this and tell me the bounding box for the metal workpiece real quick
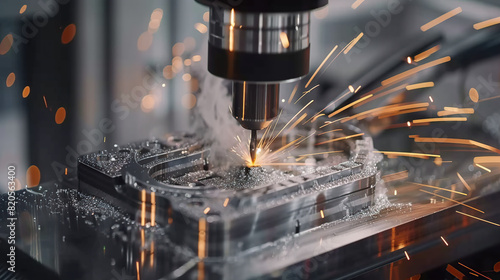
[4,148,500,280]
[77,126,381,259]
[5,129,500,280]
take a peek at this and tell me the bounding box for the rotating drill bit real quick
[232,82,279,164]
[250,129,257,163]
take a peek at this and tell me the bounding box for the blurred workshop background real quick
[1,0,499,191]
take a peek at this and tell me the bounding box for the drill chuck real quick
[196,0,328,162]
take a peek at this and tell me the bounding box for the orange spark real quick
[317,133,364,145]
[458,263,492,280]
[353,84,409,108]
[194,23,208,33]
[494,261,500,273]
[26,165,41,187]
[406,82,434,90]
[320,117,347,129]
[344,102,429,123]
[377,107,428,119]
[420,7,462,32]
[20,5,28,14]
[242,81,246,120]
[151,192,156,226]
[437,108,474,116]
[6,72,15,87]
[288,83,299,104]
[446,264,465,279]
[61,24,76,44]
[229,9,235,51]
[412,117,467,124]
[0,34,14,55]
[55,107,66,124]
[456,172,472,192]
[318,128,342,136]
[192,55,202,62]
[469,88,479,103]
[456,211,499,226]
[404,251,410,260]
[306,45,338,88]
[344,32,364,54]
[328,94,373,118]
[351,0,365,9]
[473,16,500,30]
[136,261,141,280]
[22,86,30,98]
[223,198,229,207]
[307,113,325,123]
[411,182,467,196]
[198,218,207,280]
[414,45,441,62]
[320,210,325,219]
[444,106,474,112]
[407,56,412,64]
[407,121,411,127]
[295,84,319,104]
[204,207,210,214]
[141,189,146,226]
[381,57,451,86]
[475,163,491,172]
[43,96,48,108]
[280,32,290,48]
[419,189,484,213]
[413,137,500,154]
[150,241,155,267]
[440,236,449,246]
[375,151,440,159]
[348,85,355,93]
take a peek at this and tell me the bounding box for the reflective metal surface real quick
[209,8,310,54]
[2,147,499,280]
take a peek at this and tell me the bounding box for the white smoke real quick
[190,58,247,167]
